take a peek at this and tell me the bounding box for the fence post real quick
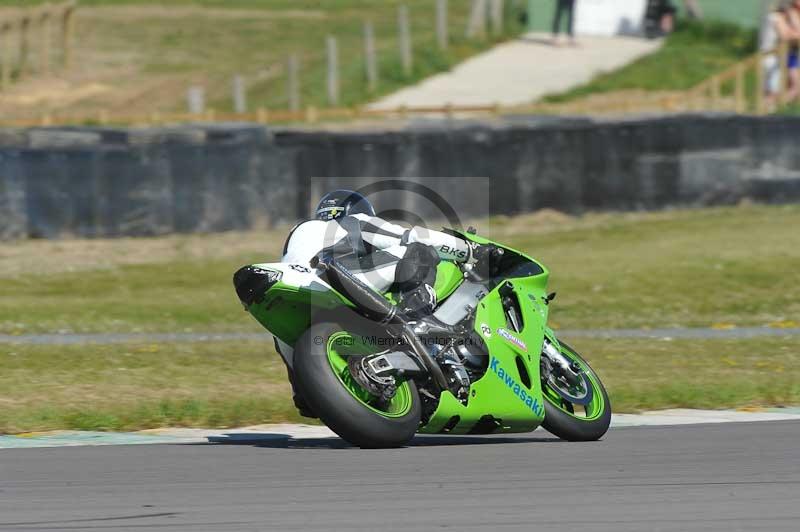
[436,0,448,51]
[62,1,76,69]
[363,21,378,92]
[756,53,765,115]
[398,5,412,76]
[0,22,10,90]
[710,75,720,111]
[305,105,318,124]
[19,15,30,77]
[490,0,504,35]
[187,86,205,115]
[232,74,247,113]
[735,63,745,114]
[326,36,339,106]
[287,53,301,111]
[39,4,52,76]
[466,0,487,39]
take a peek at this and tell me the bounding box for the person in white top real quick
[761,2,800,107]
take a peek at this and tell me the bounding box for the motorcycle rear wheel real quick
[294,320,421,448]
[541,341,611,441]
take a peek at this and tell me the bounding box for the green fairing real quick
[418,285,548,433]
[246,279,348,347]
[420,246,550,433]
[433,261,463,301]
[419,231,551,433]
[249,261,464,347]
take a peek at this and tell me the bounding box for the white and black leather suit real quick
[282,213,474,317]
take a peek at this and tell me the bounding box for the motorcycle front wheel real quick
[294,320,421,448]
[541,341,611,441]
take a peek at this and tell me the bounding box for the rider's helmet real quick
[315,189,375,221]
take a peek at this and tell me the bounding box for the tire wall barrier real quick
[1,115,800,240]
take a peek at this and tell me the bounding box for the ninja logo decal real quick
[497,328,527,351]
[489,357,543,416]
[289,264,311,273]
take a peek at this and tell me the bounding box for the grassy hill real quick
[0,1,524,121]
[542,19,757,104]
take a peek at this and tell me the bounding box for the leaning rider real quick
[281,189,498,416]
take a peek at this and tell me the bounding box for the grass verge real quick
[1,336,797,434]
[0,341,301,434]
[568,336,800,412]
[1,204,798,334]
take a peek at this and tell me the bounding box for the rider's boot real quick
[397,284,466,336]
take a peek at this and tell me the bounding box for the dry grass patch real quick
[1,335,797,433]
[0,340,300,433]
[0,1,523,120]
[0,228,289,278]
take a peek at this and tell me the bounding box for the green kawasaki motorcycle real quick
[233,229,611,448]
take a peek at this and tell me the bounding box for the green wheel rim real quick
[326,331,413,418]
[542,344,606,422]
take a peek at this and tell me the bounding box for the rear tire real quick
[541,342,611,442]
[294,321,421,448]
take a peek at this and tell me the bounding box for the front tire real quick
[294,321,421,448]
[541,342,611,442]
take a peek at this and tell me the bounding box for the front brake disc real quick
[547,371,594,406]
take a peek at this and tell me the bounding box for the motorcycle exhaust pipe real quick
[315,258,449,392]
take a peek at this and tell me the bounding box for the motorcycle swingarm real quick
[366,350,428,378]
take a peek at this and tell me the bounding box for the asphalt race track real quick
[1,422,798,532]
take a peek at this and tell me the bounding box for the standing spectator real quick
[657,1,678,34]
[761,2,800,108]
[785,0,800,102]
[645,0,678,37]
[551,0,576,46]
